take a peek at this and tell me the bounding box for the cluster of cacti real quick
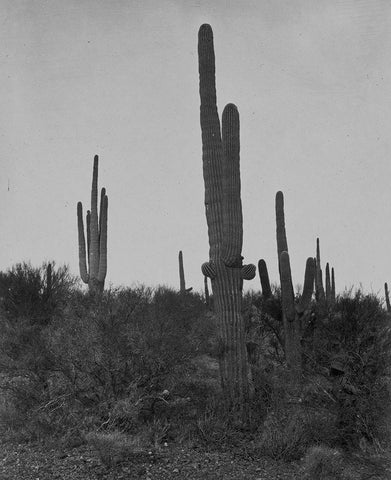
[274,191,315,380]
[77,155,108,295]
[178,250,192,294]
[198,24,256,407]
[315,238,336,305]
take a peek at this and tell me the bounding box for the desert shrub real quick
[0,261,77,324]
[0,274,214,441]
[308,291,391,450]
[257,403,337,461]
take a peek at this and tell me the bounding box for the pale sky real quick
[2,0,391,295]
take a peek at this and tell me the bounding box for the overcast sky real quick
[2,0,391,295]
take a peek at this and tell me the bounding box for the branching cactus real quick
[77,155,108,294]
[178,250,192,294]
[198,24,256,407]
[275,191,315,381]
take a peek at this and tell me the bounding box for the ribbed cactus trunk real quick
[198,24,255,408]
[77,155,108,295]
[275,191,315,383]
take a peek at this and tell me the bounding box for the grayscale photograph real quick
[1,1,391,478]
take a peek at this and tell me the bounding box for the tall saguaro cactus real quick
[275,191,315,381]
[198,24,256,407]
[77,155,108,294]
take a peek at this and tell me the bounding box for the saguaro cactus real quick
[275,191,315,381]
[198,24,256,407]
[77,155,108,294]
[315,238,325,302]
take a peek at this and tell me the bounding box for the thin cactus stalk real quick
[45,262,52,300]
[331,267,336,301]
[275,192,315,382]
[179,251,186,293]
[258,259,272,299]
[178,251,192,294]
[198,24,255,408]
[325,262,331,302]
[315,238,325,302]
[77,155,108,294]
[385,282,391,313]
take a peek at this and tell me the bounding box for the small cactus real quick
[385,282,391,313]
[178,251,192,294]
[77,155,108,294]
[45,262,52,300]
[258,259,272,299]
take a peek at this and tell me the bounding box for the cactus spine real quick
[77,155,108,294]
[275,191,315,380]
[198,24,255,407]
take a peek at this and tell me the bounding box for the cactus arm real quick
[77,202,89,284]
[280,251,296,322]
[98,187,106,258]
[97,193,108,283]
[86,210,91,273]
[258,259,272,299]
[297,257,315,314]
[198,24,224,259]
[221,104,243,266]
[276,191,288,259]
[89,155,100,280]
